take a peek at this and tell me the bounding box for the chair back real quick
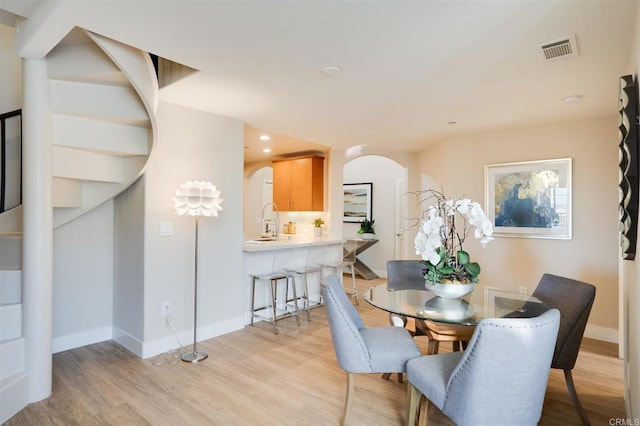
[443,309,560,426]
[532,273,596,370]
[386,260,425,291]
[321,275,370,372]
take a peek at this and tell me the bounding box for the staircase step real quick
[0,237,21,270]
[47,32,129,86]
[0,338,25,381]
[0,372,28,424]
[53,114,148,156]
[50,80,149,125]
[0,271,21,304]
[0,304,21,341]
[53,146,123,183]
[52,177,83,208]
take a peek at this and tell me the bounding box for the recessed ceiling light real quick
[259,134,270,141]
[322,66,342,76]
[562,95,582,103]
[448,121,457,125]
[262,148,272,153]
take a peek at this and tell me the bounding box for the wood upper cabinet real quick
[273,155,324,211]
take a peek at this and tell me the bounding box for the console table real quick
[345,238,379,280]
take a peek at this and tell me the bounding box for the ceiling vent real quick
[538,35,579,61]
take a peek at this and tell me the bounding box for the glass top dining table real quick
[363,282,551,326]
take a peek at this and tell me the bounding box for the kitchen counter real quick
[242,235,343,252]
[242,236,342,325]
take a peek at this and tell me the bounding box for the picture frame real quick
[484,158,572,239]
[343,182,373,223]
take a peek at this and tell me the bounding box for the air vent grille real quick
[539,35,578,61]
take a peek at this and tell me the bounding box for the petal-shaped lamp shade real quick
[174,181,224,217]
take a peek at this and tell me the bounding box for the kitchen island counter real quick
[242,236,343,252]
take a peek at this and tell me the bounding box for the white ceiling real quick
[2,0,639,163]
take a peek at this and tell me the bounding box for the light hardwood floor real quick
[6,277,626,425]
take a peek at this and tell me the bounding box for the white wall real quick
[343,155,405,276]
[53,200,114,352]
[417,116,619,342]
[0,24,23,234]
[244,165,272,238]
[113,175,145,352]
[0,24,21,114]
[140,101,245,358]
[625,4,640,418]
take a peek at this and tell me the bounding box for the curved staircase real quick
[0,27,158,423]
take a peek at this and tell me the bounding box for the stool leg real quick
[250,276,256,326]
[270,278,278,334]
[289,275,300,326]
[302,273,311,321]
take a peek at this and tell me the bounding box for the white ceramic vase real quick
[314,226,323,237]
[425,280,475,299]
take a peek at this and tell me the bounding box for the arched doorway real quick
[343,155,408,278]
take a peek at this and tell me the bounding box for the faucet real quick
[261,202,279,239]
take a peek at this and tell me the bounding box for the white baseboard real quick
[112,327,144,357]
[113,316,246,360]
[0,372,28,424]
[52,327,113,354]
[585,324,618,344]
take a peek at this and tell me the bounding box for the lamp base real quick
[181,351,208,363]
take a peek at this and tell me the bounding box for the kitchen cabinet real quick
[273,155,324,211]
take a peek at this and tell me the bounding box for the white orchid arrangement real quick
[413,189,494,283]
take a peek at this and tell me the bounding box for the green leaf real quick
[457,250,470,265]
[440,266,453,274]
[465,262,481,277]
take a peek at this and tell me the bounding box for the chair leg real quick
[380,372,404,382]
[406,383,423,426]
[342,372,355,426]
[349,265,358,305]
[564,369,590,425]
[427,339,439,355]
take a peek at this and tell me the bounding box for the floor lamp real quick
[174,180,224,363]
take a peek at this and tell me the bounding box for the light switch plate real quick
[159,222,173,236]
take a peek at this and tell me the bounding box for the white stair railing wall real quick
[0,27,158,423]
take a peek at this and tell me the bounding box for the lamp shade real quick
[174,180,224,217]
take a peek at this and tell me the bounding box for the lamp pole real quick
[182,216,208,362]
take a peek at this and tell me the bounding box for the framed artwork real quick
[618,74,639,260]
[343,182,372,223]
[484,158,572,239]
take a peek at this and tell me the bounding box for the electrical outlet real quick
[519,286,527,294]
[161,302,171,316]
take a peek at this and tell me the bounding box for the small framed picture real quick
[343,183,372,223]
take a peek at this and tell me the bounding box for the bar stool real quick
[285,249,323,321]
[319,239,359,305]
[250,270,300,334]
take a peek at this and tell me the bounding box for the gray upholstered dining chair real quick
[321,274,421,426]
[531,273,596,426]
[406,308,561,426]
